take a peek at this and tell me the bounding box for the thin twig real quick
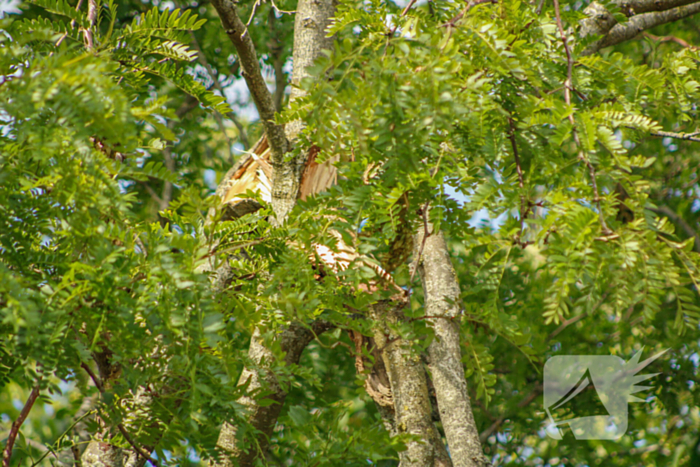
[407,314,459,323]
[442,0,498,28]
[401,0,419,17]
[134,234,149,258]
[548,292,609,339]
[649,205,700,253]
[80,363,160,467]
[386,0,420,45]
[553,0,609,233]
[241,0,263,39]
[84,0,97,50]
[80,363,104,392]
[479,383,542,442]
[508,117,527,241]
[651,129,700,142]
[643,32,697,49]
[138,180,163,206]
[535,0,547,15]
[270,0,295,15]
[552,0,573,106]
[2,382,42,467]
[115,425,160,467]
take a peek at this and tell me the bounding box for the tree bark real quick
[370,301,452,467]
[209,1,337,464]
[581,0,700,55]
[416,230,486,467]
[213,321,333,467]
[271,0,336,222]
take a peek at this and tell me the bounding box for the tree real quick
[2,0,700,465]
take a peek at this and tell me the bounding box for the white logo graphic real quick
[543,349,667,440]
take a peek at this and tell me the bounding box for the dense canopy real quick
[2,0,700,466]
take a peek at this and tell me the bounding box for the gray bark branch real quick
[270,0,336,223]
[581,1,700,55]
[370,301,452,467]
[210,0,289,167]
[416,231,486,467]
[209,1,337,465]
[213,321,333,467]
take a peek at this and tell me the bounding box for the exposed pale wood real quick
[219,135,337,213]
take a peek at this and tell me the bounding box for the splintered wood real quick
[217,136,396,289]
[219,135,337,207]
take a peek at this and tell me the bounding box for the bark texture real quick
[214,321,333,467]
[417,230,486,467]
[272,0,337,222]
[581,0,700,55]
[210,0,289,165]
[370,301,452,467]
[81,442,123,467]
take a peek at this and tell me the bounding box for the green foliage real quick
[2,0,700,466]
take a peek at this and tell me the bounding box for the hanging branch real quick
[2,382,42,467]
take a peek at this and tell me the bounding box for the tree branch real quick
[416,230,486,467]
[268,9,287,112]
[619,0,699,14]
[83,0,97,49]
[478,383,542,443]
[651,129,700,143]
[268,0,336,223]
[644,31,698,48]
[210,0,288,164]
[214,321,334,467]
[582,1,700,55]
[369,301,453,467]
[2,382,41,467]
[80,363,160,467]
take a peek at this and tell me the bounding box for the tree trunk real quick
[370,301,452,467]
[416,230,486,467]
[213,321,332,466]
[271,0,337,222]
